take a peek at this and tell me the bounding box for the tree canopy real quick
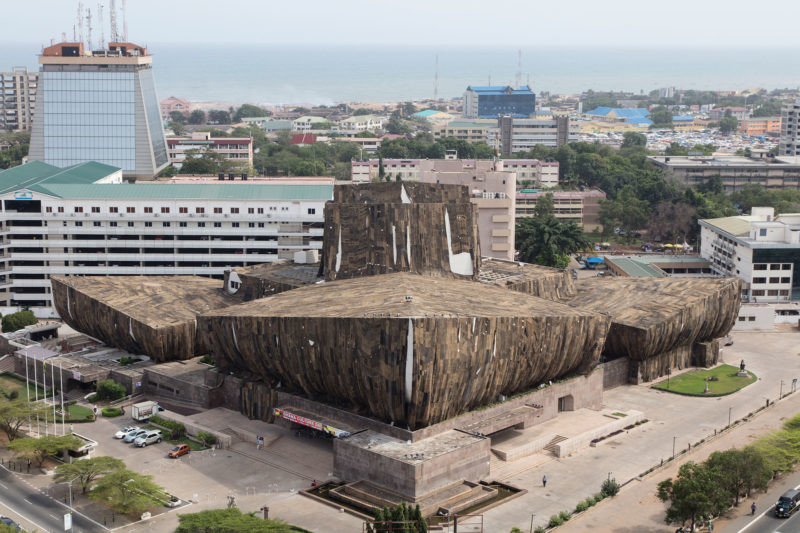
[0,397,51,441]
[54,456,125,494]
[2,310,37,333]
[89,469,166,514]
[233,104,269,122]
[516,214,590,268]
[7,434,83,467]
[657,461,730,531]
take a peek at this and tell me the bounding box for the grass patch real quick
[143,425,208,451]
[611,412,627,417]
[652,365,756,396]
[0,372,49,399]
[67,404,93,420]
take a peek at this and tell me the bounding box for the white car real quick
[134,430,162,447]
[124,429,148,443]
[114,426,138,439]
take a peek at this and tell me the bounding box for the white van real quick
[134,430,162,448]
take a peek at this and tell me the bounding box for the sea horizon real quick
[2,42,799,106]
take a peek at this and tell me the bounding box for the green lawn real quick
[0,372,51,399]
[653,365,756,396]
[142,425,208,451]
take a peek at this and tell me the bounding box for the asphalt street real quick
[729,470,800,533]
[0,466,105,533]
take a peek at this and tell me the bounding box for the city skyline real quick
[1,0,799,48]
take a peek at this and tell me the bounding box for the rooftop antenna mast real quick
[98,3,105,49]
[109,0,119,42]
[122,0,128,41]
[515,49,521,88]
[433,54,439,102]
[77,3,84,47]
[86,7,93,51]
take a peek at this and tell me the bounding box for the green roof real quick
[0,161,120,195]
[606,257,665,277]
[37,183,334,201]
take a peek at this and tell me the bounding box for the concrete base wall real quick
[334,435,490,499]
[599,358,629,389]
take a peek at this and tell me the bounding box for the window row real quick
[44,206,317,215]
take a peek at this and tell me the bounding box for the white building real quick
[699,207,800,303]
[292,116,331,131]
[779,99,800,157]
[499,160,560,188]
[339,114,384,132]
[0,66,37,132]
[0,161,330,317]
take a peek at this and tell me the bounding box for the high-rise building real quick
[779,99,800,157]
[462,85,535,119]
[0,67,38,132]
[29,42,168,180]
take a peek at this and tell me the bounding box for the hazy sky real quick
[3,0,800,47]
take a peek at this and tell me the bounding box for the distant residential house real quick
[292,116,331,131]
[160,96,191,121]
[290,134,318,147]
[339,114,384,132]
[242,117,293,131]
[671,115,696,130]
[167,132,253,169]
[709,107,750,121]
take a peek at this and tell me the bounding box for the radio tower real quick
[98,3,105,49]
[77,3,84,47]
[515,49,522,88]
[122,0,128,41]
[433,54,439,102]
[86,7,93,50]
[109,0,119,42]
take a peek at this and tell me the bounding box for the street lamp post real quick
[728,406,732,428]
[672,436,677,459]
[529,513,535,533]
[780,380,784,399]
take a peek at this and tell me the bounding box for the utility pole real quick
[86,8,93,51]
[433,54,439,102]
[109,0,119,42]
[122,0,128,41]
[728,406,732,427]
[672,436,676,459]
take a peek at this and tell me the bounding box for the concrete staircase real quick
[0,355,16,374]
[543,435,568,456]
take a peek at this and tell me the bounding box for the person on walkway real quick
[26,459,30,472]
[120,406,125,416]
[751,502,757,515]
[542,475,547,488]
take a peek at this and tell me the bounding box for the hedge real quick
[101,407,122,418]
[150,415,186,439]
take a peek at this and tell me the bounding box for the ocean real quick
[3,43,800,106]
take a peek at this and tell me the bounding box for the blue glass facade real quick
[139,69,168,167]
[477,92,535,118]
[42,71,136,170]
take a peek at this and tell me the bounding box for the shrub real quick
[510,528,523,533]
[1,310,37,333]
[594,492,605,502]
[119,357,135,366]
[101,407,122,418]
[575,501,588,513]
[85,413,94,421]
[196,431,217,446]
[86,393,98,403]
[8,390,19,400]
[151,416,185,439]
[534,528,546,533]
[585,496,596,507]
[559,510,572,521]
[96,380,126,401]
[199,354,215,366]
[548,515,563,528]
[601,478,620,497]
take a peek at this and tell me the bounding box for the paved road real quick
[0,466,105,533]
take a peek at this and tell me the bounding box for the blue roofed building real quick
[584,107,653,126]
[463,85,535,119]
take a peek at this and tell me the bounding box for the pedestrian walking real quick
[26,459,31,472]
[542,475,547,488]
[120,406,125,415]
[751,502,757,515]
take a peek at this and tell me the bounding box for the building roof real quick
[585,107,650,119]
[467,85,534,96]
[700,216,752,237]
[206,272,599,319]
[672,115,695,122]
[604,257,666,277]
[413,109,442,118]
[290,134,318,145]
[0,161,120,195]
[33,183,333,200]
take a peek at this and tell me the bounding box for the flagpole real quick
[59,362,65,436]
[51,360,56,437]
[24,352,31,433]
[43,360,47,436]
[33,357,39,437]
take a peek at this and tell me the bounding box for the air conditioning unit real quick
[224,214,229,218]
[189,214,194,218]
[154,214,159,217]
[84,213,89,217]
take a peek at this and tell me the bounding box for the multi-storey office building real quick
[648,154,800,193]
[500,159,560,188]
[462,85,535,119]
[699,207,799,302]
[28,42,168,180]
[498,115,578,155]
[779,100,800,156]
[1,67,38,132]
[516,189,606,232]
[167,132,253,169]
[0,161,331,317]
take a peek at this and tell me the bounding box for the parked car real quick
[168,444,190,458]
[114,426,138,439]
[124,429,148,443]
[164,497,182,508]
[134,430,162,447]
[0,517,20,531]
